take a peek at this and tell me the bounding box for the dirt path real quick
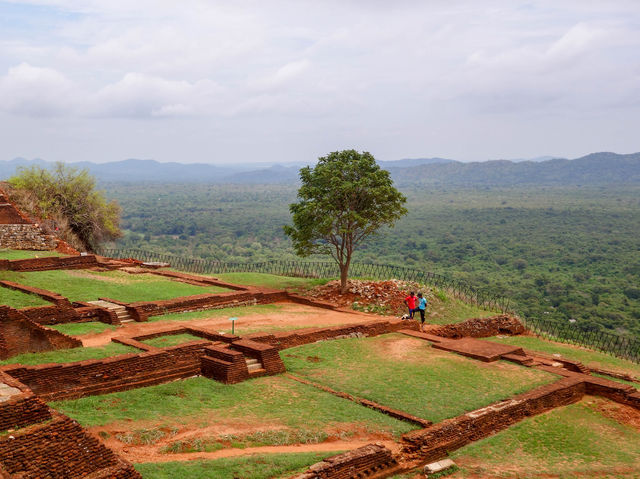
[81,302,389,347]
[115,440,399,464]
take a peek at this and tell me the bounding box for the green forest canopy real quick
[107,183,640,337]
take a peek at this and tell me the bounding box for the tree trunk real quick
[339,261,350,294]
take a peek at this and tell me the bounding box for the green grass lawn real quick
[0,249,62,260]
[0,269,230,303]
[0,287,50,308]
[427,297,495,325]
[449,399,640,478]
[0,342,137,366]
[143,333,203,348]
[489,335,640,378]
[52,375,417,438]
[135,452,339,479]
[48,321,116,336]
[282,334,557,423]
[216,272,328,291]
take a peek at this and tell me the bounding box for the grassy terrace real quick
[449,399,640,478]
[52,375,417,437]
[490,335,640,377]
[0,249,62,260]
[0,287,50,308]
[135,452,340,479]
[283,334,557,423]
[143,333,203,348]
[0,269,230,303]
[48,321,116,336]
[0,342,137,366]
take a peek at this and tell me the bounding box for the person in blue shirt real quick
[417,292,428,331]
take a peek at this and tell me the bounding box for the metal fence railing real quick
[520,316,640,363]
[100,247,639,363]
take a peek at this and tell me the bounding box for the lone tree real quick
[8,163,121,252]
[284,150,407,293]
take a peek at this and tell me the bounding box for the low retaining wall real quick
[291,443,397,479]
[0,306,81,360]
[246,319,416,351]
[400,377,585,462]
[128,290,289,318]
[0,224,56,251]
[0,254,101,272]
[287,374,432,428]
[2,340,211,401]
[430,314,525,339]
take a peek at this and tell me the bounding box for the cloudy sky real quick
[1,1,639,164]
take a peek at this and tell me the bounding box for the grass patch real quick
[161,429,330,454]
[0,269,230,303]
[489,335,640,377]
[143,333,203,348]
[52,375,416,438]
[450,399,640,478]
[149,304,283,323]
[283,334,557,423]
[0,342,137,366]
[0,249,62,260]
[428,298,495,325]
[134,451,339,479]
[0,287,50,308]
[48,322,116,336]
[216,272,328,291]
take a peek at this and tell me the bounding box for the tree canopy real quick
[284,150,407,292]
[8,163,121,252]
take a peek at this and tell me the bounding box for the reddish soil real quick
[586,397,640,431]
[114,440,398,464]
[92,419,398,464]
[306,279,428,314]
[81,302,382,347]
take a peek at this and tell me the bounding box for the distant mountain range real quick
[1,152,639,186]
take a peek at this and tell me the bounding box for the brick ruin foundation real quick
[0,306,81,360]
[1,258,639,478]
[0,371,140,478]
[429,314,525,338]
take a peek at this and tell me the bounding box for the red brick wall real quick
[201,345,249,384]
[0,393,51,431]
[2,340,210,401]
[400,377,585,461]
[247,319,414,351]
[0,413,141,478]
[291,444,397,479]
[1,254,99,272]
[0,306,81,360]
[430,314,525,339]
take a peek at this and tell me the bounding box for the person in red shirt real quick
[404,291,417,319]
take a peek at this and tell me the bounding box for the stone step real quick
[245,358,260,365]
[247,362,263,372]
[248,368,267,376]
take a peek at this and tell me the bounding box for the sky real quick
[0,1,639,164]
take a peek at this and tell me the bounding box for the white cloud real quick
[1,1,640,162]
[85,72,223,118]
[0,63,75,116]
